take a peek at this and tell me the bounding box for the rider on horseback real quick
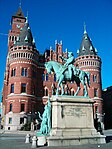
[59,52,74,80]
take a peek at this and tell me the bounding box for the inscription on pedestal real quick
[64,106,86,117]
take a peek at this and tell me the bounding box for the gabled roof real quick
[77,26,97,56]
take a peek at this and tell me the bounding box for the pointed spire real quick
[84,22,87,34]
[78,25,97,56]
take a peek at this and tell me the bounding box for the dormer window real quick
[90,46,93,51]
[84,36,88,40]
[27,27,30,30]
[82,46,85,51]
[25,36,28,42]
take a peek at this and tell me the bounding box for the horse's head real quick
[45,62,53,74]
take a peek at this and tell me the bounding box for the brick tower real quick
[75,25,103,120]
[2,7,42,130]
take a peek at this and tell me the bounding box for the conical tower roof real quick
[77,25,97,56]
[13,7,25,18]
[14,18,36,48]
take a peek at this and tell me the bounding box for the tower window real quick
[17,19,21,22]
[10,84,14,93]
[20,103,25,112]
[93,75,97,82]
[21,83,26,93]
[94,88,98,97]
[44,88,48,96]
[9,117,12,124]
[9,103,12,112]
[21,68,27,77]
[11,68,16,77]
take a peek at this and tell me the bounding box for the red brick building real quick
[2,7,103,130]
[2,7,44,130]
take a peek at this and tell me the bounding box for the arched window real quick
[10,84,14,93]
[21,68,27,77]
[21,103,25,112]
[11,68,16,77]
[44,87,48,96]
[94,88,98,97]
[21,83,26,93]
[9,103,12,112]
[93,75,97,82]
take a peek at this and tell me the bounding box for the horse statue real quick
[45,61,90,97]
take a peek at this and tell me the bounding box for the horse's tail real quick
[86,72,90,87]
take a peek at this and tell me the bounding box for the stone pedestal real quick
[47,96,105,146]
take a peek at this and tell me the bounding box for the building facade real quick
[2,7,103,130]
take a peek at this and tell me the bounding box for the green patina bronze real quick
[45,52,90,97]
[37,97,51,136]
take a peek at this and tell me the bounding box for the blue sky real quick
[0,0,112,102]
